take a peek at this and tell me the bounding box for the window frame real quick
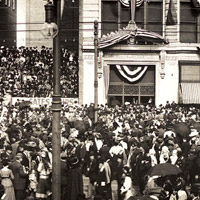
[180,0,200,43]
[101,0,163,36]
[179,61,200,83]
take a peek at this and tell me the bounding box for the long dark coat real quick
[61,159,69,200]
[83,158,98,184]
[66,166,83,200]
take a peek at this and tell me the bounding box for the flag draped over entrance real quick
[116,65,148,82]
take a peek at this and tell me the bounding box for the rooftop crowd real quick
[0,98,199,200]
[0,46,79,99]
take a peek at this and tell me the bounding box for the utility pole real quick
[94,20,98,123]
[52,0,61,200]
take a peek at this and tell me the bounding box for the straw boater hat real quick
[189,129,199,138]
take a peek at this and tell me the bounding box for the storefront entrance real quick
[108,65,155,105]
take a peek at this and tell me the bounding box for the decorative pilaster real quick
[160,50,166,79]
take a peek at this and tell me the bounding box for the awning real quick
[180,83,200,104]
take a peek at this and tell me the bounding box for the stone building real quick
[17,0,79,51]
[79,0,200,106]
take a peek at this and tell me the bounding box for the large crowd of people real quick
[0,46,79,99]
[1,46,200,200]
[0,98,199,200]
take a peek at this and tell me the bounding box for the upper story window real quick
[101,0,163,36]
[180,0,200,43]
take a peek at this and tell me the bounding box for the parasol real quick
[149,163,182,177]
[128,196,155,200]
[73,120,86,135]
[173,122,190,138]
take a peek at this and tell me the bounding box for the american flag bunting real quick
[119,0,144,7]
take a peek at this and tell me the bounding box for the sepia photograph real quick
[0,0,200,199]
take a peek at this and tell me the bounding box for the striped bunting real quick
[180,83,200,104]
[99,26,169,49]
[123,65,142,75]
[99,31,130,49]
[134,28,169,43]
[119,0,144,7]
[116,65,148,82]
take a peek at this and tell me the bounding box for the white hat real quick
[149,148,156,155]
[161,146,169,153]
[189,129,199,137]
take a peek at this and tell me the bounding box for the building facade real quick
[17,0,50,48]
[79,0,200,106]
[0,0,16,47]
[17,0,79,51]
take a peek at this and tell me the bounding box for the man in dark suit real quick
[87,103,95,123]
[95,157,112,200]
[61,151,69,200]
[10,153,28,200]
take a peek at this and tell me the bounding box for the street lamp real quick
[41,1,58,39]
[42,1,61,200]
